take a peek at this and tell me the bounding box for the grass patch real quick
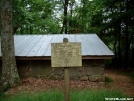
[0,93,5,101]
[126,72,134,80]
[3,90,64,101]
[71,89,129,101]
[0,89,130,101]
[105,76,114,84]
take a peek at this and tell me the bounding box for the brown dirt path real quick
[105,70,134,97]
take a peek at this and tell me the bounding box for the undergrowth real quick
[105,76,114,84]
[126,72,134,80]
[0,89,130,101]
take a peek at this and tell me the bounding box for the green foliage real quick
[0,93,5,101]
[0,89,129,101]
[2,91,64,101]
[104,60,113,67]
[126,72,134,80]
[85,0,134,68]
[13,0,60,34]
[71,89,129,101]
[105,76,114,84]
[12,0,134,67]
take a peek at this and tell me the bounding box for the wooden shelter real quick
[0,34,114,81]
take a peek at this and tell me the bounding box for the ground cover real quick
[0,89,130,101]
[0,69,134,101]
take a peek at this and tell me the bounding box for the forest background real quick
[1,0,134,68]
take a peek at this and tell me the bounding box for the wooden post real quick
[63,38,70,101]
[64,67,70,101]
[51,38,81,101]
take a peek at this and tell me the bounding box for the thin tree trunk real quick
[69,2,73,34]
[125,0,129,67]
[118,21,121,68]
[118,3,122,68]
[64,0,68,34]
[132,33,134,68]
[0,0,20,88]
[114,28,117,68]
[60,0,68,34]
[114,39,117,67]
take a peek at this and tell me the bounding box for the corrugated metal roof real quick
[0,34,114,59]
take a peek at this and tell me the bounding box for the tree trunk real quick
[125,0,129,67]
[0,0,20,88]
[114,28,117,68]
[68,1,73,34]
[64,0,68,34]
[117,21,121,68]
[132,34,134,68]
[60,0,68,34]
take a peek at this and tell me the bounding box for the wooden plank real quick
[17,35,38,56]
[35,35,53,56]
[82,56,114,59]
[44,35,59,56]
[75,35,87,55]
[64,67,70,101]
[27,35,47,56]
[15,56,51,60]
[13,55,113,60]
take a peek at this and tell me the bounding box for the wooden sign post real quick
[63,38,70,101]
[51,38,82,101]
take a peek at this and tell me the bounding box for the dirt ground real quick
[6,69,134,97]
[104,69,134,97]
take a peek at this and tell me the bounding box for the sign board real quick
[51,42,82,67]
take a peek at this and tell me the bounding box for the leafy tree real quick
[72,0,134,68]
[13,0,60,34]
[2,0,133,68]
[89,0,134,68]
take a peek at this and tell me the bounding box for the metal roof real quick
[0,34,114,60]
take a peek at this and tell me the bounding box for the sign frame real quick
[51,42,82,67]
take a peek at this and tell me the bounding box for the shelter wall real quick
[17,60,105,81]
[0,60,105,82]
